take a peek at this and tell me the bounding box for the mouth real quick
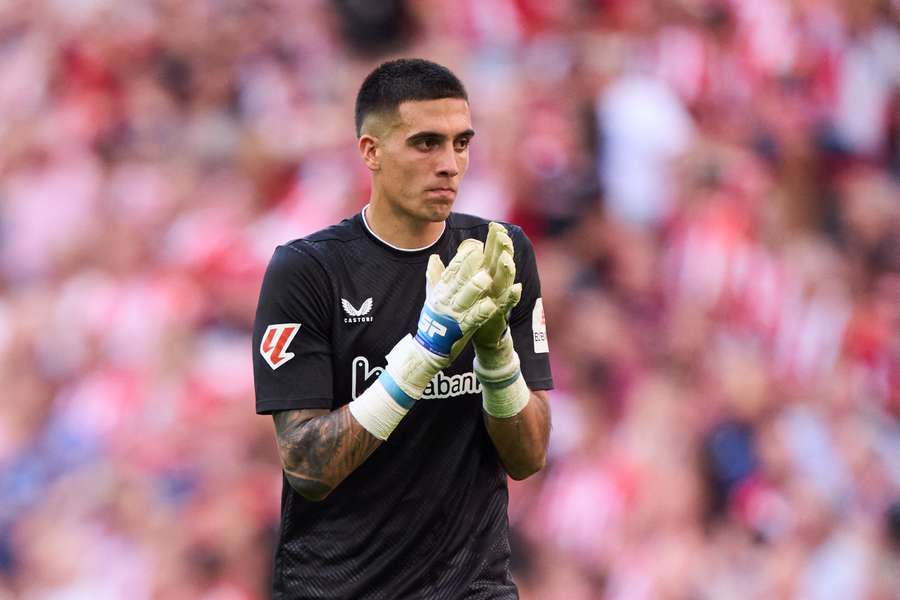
[425,187,456,196]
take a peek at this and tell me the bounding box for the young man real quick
[252,58,552,599]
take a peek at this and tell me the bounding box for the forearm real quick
[271,315,456,501]
[484,390,550,480]
[274,407,382,501]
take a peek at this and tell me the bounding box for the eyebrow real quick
[406,129,476,142]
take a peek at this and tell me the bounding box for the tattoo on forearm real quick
[274,407,382,499]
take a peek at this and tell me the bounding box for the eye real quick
[454,138,470,152]
[415,138,438,151]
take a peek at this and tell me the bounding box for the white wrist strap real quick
[349,334,445,440]
[384,334,443,398]
[474,350,531,418]
[348,376,411,441]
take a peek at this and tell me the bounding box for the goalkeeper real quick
[252,58,552,600]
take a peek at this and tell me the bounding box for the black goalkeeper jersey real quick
[252,210,553,600]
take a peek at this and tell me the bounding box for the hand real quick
[350,232,516,439]
[473,223,522,370]
[420,238,499,363]
[380,238,499,402]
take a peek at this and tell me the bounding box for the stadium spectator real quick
[0,0,897,597]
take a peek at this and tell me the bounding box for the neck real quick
[364,198,445,250]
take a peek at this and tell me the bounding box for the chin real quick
[426,206,452,222]
[423,199,454,221]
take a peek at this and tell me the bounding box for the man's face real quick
[367,98,474,223]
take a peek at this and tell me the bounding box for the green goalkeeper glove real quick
[349,238,499,439]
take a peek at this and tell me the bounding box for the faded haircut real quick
[354,58,468,136]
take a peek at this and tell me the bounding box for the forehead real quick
[393,98,471,135]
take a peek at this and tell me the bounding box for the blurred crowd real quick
[1,0,898,598]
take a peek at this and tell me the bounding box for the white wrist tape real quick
[383,334,443,398]
[348,334,445,440]
[474,350,531,418]
[348,376,412,441]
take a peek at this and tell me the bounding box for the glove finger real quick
[489,251,516,298]
[456,240,485,284]
[483,222,504,274]
[459,238,485,254]
[441,239,483,288]
[504,283,522,313]
[452,269,492,311]
[426,254,445,292]
[460,296,499,330]
[496,229,513,259]
[485,223,513,278]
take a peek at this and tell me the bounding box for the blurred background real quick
[0,0,898,598]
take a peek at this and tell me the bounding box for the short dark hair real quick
[354,58,468,136]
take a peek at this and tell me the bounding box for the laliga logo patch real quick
[418,314,447,338]
[260,323,301,369]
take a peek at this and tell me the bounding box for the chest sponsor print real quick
[351,356,482,400]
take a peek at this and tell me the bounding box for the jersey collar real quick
[360,204,447,253]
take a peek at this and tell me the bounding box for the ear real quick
[358,134,380,172]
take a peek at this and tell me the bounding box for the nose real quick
[435,146,459,178]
